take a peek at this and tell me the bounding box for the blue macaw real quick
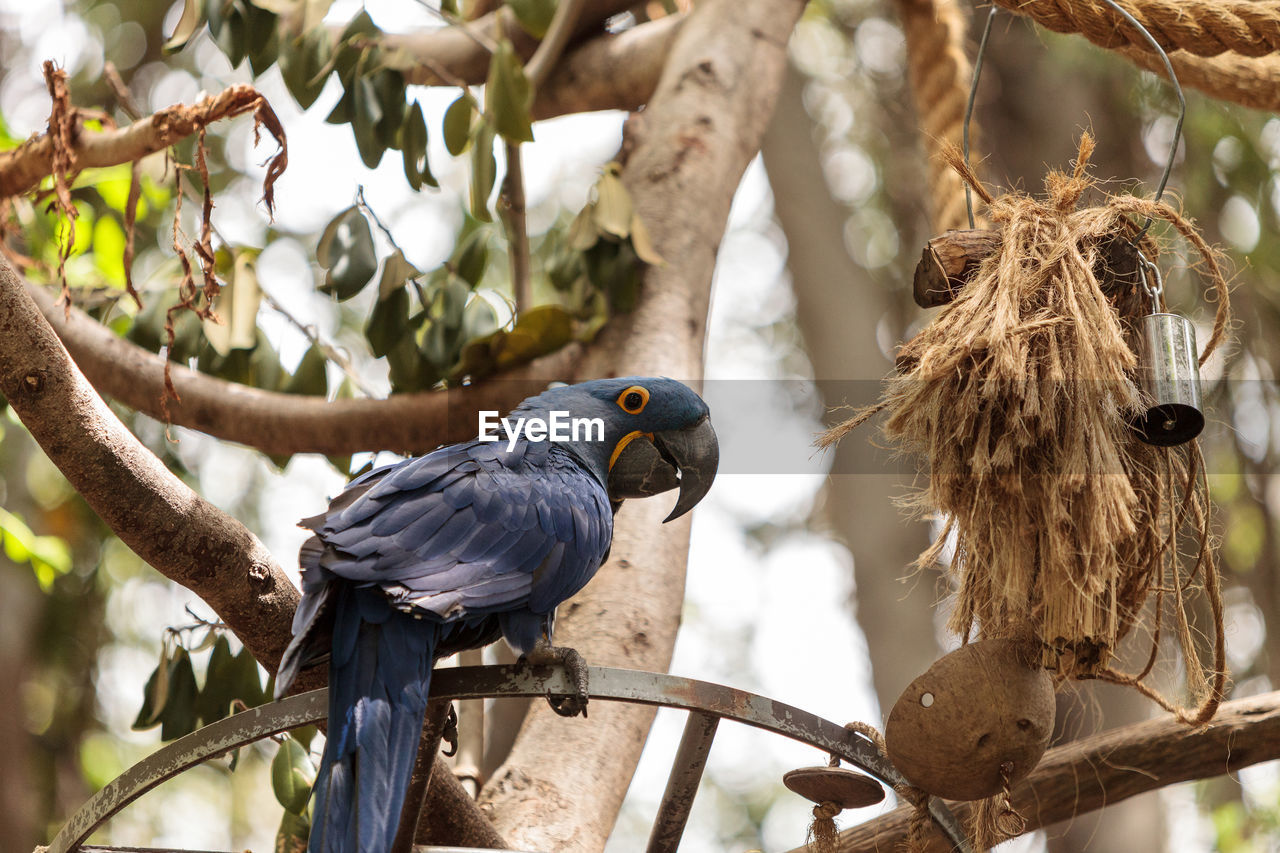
[273,377,719,853]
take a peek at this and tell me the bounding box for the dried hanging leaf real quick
[204,251,263,355]
[593,168,633,238]
[629,213,664,266]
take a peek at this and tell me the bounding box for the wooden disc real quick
[884,639,1054,801]
[782,766,885,809]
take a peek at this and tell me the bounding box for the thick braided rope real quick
[995,0,1280,58]
[895,0,979,233]
[1120,46,1280,114]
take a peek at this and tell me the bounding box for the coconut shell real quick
[782,766,885,809]
[885,639,1054,801]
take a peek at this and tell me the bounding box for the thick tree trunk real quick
[477,1,804,849]
[761,65,940,711]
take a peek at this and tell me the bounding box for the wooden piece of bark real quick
[912,229,1002,307]
[911,229,1142,308]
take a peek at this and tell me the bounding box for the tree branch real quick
[533,13,683,120]
[23,279,581,456]
[0,85,268,200]
[476,0,804,850]
[384,0,636,87]
[0,253,501,846]
[814,690,1280,852]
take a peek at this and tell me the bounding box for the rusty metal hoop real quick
[47,664,971,853]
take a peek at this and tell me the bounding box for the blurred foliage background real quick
[3,0,1280,851]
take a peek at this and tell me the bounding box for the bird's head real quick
[507,377,719,521]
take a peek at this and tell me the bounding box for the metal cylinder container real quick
[1133,312,1204,446]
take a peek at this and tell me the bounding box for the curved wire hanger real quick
[961,0,1187,243]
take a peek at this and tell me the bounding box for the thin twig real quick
[408,0,500,54]
[525,0,587,88]
[494,0,585,315]
[356,185,405,252]
[498,140,531,313]
[103,61,143,121]
[258,286,378,398]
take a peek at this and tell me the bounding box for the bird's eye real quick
[617,386,649,414]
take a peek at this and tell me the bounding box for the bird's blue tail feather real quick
[309,586,435,853]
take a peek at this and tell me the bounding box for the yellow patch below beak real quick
[609,430,654,470]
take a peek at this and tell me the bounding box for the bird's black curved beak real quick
[606,416,719,521]
[653,416,719,522]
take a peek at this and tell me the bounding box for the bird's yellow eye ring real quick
[616,385,649,414]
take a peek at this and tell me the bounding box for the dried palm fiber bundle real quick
[824,135,1230,723]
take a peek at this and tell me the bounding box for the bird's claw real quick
[523,640,590,718]
[441,703,459,756]
[546,689,589,718]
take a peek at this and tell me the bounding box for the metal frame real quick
[48,665,970,853]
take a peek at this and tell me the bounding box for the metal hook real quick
[963,7,998,230]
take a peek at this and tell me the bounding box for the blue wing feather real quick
[279,437,614,853]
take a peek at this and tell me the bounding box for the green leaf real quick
[497,305,573,369]
[485,39,534,144]
[366,286,409,358]
[387,320,436,392]
[159,648,201,741]
[325,78,357,125]
[284,343,328,396]
[276,808,311,853]
[585,239,641,313]
[208,0,229,38]
[420,319,451,368]
[401,101,437,190]
[469,119,496,222]
[216,6,249,69]
[272,737,317,815]
[279,27,332,109]
[373,70,407,149]
[443,95,474,157]
[132,652,170,730]
[245,2,280,76]
[164,0,204,53]
[317,206,378,300]
[440,278,469,329]
[352,75,387,168]
[378,249,421,301]
[453,229,489,287]
[507,0,557,39]
[195,635,237,725]
[230,644,268,708]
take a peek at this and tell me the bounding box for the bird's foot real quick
[522,640,589,718]
[441,703,459,757]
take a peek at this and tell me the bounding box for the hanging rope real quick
[996,0,1280,57]
[1120,47,1280,115]
[896,0,981,233]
